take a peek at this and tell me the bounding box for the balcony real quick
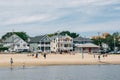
[59,47,73,50]
[58,41,73,44]
[38,44,50,47]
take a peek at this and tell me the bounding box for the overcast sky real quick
[0,0,120,38]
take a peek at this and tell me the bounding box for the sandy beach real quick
[0,53,120,67]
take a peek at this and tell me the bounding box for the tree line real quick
[92,32,120,51]
[1,31,120,51]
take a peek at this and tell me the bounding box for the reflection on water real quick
[0,65,120,80]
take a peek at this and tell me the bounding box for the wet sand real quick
[0,53,120,67]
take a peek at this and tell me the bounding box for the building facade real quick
[73,36,93,51]
[73,36,99,53]
[3,34,29,52]
[73,36,93,45]
[51,34,73,52]
[76,43,100,53]
[29,35,51,52]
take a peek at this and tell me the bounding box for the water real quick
[0,65,120,80]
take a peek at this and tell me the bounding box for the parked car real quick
[117,51,120,54]
[16,49,30,53]
[109,51,115,54]
[109,51,118,54]
[36,50,42,53]
[100,50,110,54]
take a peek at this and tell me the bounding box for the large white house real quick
[29,35,51,52]
[3,34,29,52]
[51,34,73,52]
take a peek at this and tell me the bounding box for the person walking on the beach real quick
[35,53,38,58]
[43,53,46,59]
[98,55,100,61]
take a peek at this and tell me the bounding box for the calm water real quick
[0,65,120,80]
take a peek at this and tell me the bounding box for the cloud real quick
[3,14,56,25]
[0,0,120,37]
[114,6,120,10]
[69,20,120,33]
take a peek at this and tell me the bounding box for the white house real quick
[3,34,29,52]
[29,35,51,53]
[51,34,73,52]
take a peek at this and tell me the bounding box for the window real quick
[64,44,68,47]
[54,39,55,43]
[17,44,20,47]
[41,42,44,44]
[23,44,26,47]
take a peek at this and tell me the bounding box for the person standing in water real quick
[10,58,13,69]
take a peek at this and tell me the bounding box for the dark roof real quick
[30,35,50,43]
[50,35,63,40]
[73,37,92,42]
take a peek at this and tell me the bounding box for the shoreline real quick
[0,53,120,67]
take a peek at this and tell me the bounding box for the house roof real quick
[4,34,24,43]
[0,39,2,43]
[50,34,72,40]
[73,36,92,42]
[77,43,99,48]
[30,35,50,43]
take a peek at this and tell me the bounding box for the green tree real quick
[60,31,79,38]
[0,47,8,52]
[48,32,58,37]
[92,32,120,50]
[92,37,105,48]
[48,31,79,38]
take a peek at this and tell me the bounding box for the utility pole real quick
[98,32,101,54]
[114,35,116,53]
[12,29,15,52]
[98,32,100,47]
[81,47,84,59]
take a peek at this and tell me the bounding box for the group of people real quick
[98,54,108,61]
[31,53,47,59]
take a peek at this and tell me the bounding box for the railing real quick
[58,41,72,42]
[58,41,73,44]
[38,44,50,47]
[59,47,73,50]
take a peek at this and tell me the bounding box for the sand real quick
[0,53,120,67]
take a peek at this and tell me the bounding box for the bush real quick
[0,47,8,51]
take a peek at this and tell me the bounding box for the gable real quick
[16,39,27,44]
[30,35,51,43]
[40,36,51,42]
[4,34,26,43]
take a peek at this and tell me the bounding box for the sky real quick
[0,0,120,38]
